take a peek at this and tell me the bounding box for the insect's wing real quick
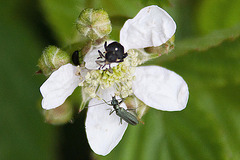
[85,98,128,155]
[116,108,139,125]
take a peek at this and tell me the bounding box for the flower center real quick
[80,55,136,99]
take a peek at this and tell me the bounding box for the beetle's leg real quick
[101,63,107,69]
[95,60,105,70]
[123,52,128,59]
[107,64,113,73]
[96,60,105,65]
[109,109,115,115]
[102,99,113,106]
[119,98,125,104]
[104,41,107,51]
[120,118,123,124]
[97,50,105,59]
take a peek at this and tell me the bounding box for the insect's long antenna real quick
[87,102,107,108]
[102,99,108,104]
[87,98,122,108]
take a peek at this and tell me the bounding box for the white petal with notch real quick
[120,5,176,51]
[85,98,128,156]
[132,66,189,111]
[40,64,81,110]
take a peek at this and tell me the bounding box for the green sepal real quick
[43,101,73,125]
[76,8,112,40]
[38,46,70,76]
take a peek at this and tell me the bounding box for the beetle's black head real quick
[106,42,125,59]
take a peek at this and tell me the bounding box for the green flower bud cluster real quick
[76,8,112,41]
[38,46,70,76]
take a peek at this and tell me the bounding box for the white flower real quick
[40,5,189,156]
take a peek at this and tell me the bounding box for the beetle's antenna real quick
[102,98,109,104]
[86,102,107,108]
[87,98,121,108]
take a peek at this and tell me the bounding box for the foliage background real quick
[0,0,240,159]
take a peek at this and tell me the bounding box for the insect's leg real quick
[109,110,115,115]
[101,63,107,70]
[123,53,128,58]
[102,99,112,106]
[104,41,107,50]
[107,64,113,73]
[119,98,125,104]
[95,60,105,69]
[120,118,123,124]
[97,50,105,59]
[96,60,105,65]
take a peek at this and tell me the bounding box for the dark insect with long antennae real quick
[102,96,139,126]
[95,41,128,73]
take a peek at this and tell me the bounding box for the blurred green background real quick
[1,0,240,160]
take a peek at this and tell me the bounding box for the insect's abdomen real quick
[116,108,139,125]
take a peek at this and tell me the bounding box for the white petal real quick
[83,45,99,70]
[86,98,128,155]
[96,87,116,101]
[132,66,189,111]
[40,64,81,110]
[120,5,176,51]
[84,40,118,70]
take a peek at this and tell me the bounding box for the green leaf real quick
[40,0,85,45]
[197,0,240,34]
[157,37,240,89]
[155,24,240,63]
[0,1,56,160]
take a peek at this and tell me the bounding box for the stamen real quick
[82,55,136,98]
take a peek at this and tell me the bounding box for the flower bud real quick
[124,96,149,119]
[76,8,112,40]
[38,46,70,76]
[144,35,175,56]
[43,101,73,125]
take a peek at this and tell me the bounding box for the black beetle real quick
[72,50,80,66]
[96,41,128,73]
